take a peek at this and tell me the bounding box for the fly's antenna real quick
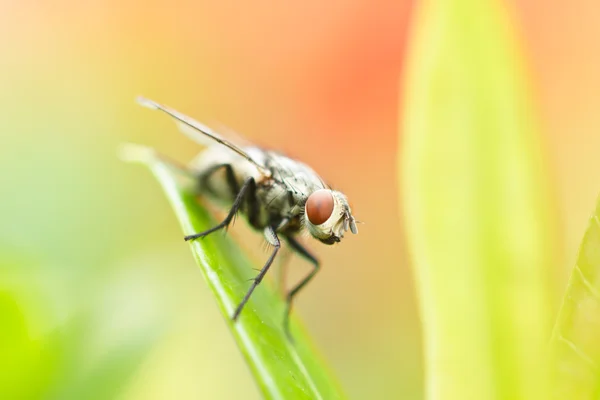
[137,96,272,177]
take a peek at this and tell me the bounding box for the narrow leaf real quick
[400,1,558,399]
[122,144,344,400]
[551,198,600,398]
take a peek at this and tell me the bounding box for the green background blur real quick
[1,1,599,398]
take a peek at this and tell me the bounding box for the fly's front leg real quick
[184,176,255,241]
[284,236,320,338]
[232,225,281,320]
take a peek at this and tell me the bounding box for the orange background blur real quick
[1,1,599,398]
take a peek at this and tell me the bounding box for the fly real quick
[137,96,358,337]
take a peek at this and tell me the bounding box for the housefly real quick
[137,97,358,336]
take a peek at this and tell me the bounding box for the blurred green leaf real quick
[400,0,559,399]
[124,145,345,400]
[551,198,600,398]
[0,254,167,399]
[0,291,57,399]
[47,306,164,400]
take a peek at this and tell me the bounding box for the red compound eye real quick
[306,189,334,225]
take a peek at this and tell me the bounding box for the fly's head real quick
[303,189,358,245]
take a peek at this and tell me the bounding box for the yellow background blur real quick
[1,1,599,398]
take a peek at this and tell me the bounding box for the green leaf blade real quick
[400,1,559,399]
[552,199,600,398]
[124,145,344,400]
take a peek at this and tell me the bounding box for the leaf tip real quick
[135,95,159,110]
[118,142,156,165]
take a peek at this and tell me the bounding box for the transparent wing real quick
[137,96,270,176]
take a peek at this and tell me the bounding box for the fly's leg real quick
[184,177,255,241]
[283,236,320,339]
[198,163,239,197]
[232,225,281,320]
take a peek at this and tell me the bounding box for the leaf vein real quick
[574,264,600,302]
[557,334,599,372]
[593,213,600,231]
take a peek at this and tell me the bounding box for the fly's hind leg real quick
[197,163,239,196]
[231,225,281,320]
[184,176,255,241]
[283,236,320,339]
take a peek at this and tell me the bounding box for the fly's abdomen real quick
[189,145,264,208]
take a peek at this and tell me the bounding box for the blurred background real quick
[1,0,599,398]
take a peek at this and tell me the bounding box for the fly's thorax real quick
[249,180,299,230]
[263,151,326,193]
[303,189,358,245]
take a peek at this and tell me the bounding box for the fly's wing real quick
[137,96,271,177]
[266,152,330,195]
